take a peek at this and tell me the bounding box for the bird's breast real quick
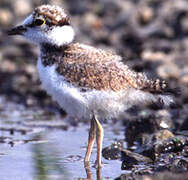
[37,58,89,118]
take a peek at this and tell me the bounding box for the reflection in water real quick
[84,162,92,180]
[77,162,102,180]
[84,163,102,180]
[32,134,70,180]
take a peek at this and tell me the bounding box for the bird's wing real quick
[57,59,131,91]
[58,43,176,94]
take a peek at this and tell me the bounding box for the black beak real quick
[7,25,27,35]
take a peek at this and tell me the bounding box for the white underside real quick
[37,58,173,120]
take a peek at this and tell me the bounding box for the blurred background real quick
[0,0,188,180]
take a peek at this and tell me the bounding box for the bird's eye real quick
[34,18,45,26]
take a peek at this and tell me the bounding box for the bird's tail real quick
[142,78,180,96]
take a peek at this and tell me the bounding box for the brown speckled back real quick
[41,43,171,94]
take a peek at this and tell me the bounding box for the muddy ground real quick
[0,0,188,180]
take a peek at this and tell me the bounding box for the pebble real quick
[156,110,174,129]
[83,13,103,30]
[0,60,16,72]
[157,62,181,79]
[180,66,188,84]
[154,130,174,141]
[138,6,153,24]
[13,0,32,16]
[0,8,13,25]
[142,51,168,62]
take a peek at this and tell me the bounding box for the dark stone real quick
[102,141,123,160]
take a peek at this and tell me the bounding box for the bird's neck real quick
[40,43,67,53]
[40,43,69,67]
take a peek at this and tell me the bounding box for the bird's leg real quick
[84,115,96,163]
[95,115,104,168]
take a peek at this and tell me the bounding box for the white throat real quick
[48,25,75,46]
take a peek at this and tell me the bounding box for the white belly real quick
[37,58,90,118]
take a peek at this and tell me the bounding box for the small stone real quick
[121,147,152,170]
[83,13,103,29]
[157,62,180,79]
[0,8,13,25]
[141,51,167,62]
[180,66,188,85]
[139,7,153,24]
[180,75,188,84]
[25,64,37,75]
[156,110,173,129]
[154,130,174,141]
[1,60,16,72]
[13,0,32,16]
[102,141,123,160]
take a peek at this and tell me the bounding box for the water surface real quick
[0,99,125,180]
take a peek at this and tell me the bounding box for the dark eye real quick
[34,18,45,26]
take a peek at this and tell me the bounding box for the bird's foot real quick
[94,160,102,169]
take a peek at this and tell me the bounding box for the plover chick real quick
[8,4,175,168]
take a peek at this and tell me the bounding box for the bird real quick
[8,4,175,168]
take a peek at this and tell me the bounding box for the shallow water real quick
[0,126,124,180]
[0,98,125,180]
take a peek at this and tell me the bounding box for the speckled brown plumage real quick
[63,43,122,64]
[41,43,171,94]
[33,5,70,26]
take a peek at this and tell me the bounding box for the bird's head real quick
[8,4,75,46]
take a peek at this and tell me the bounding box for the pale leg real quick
[84,116,96,163]
[95,115,104,168]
